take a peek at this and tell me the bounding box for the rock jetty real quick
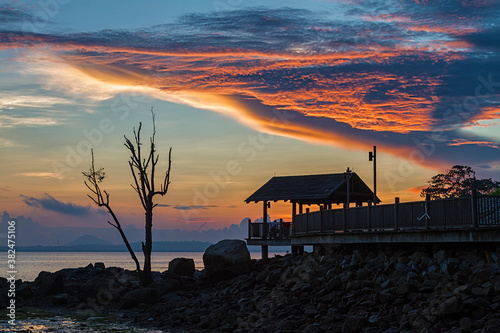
[2,242,500,332]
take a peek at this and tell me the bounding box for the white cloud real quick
[0,94,72,110]
[0,114,62,128]
[0,137,29,148]
[18,172,63,179]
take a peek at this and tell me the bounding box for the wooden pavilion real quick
[245,171,379,258]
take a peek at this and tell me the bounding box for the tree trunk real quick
[108,208,142,279]
[142,206,154,286]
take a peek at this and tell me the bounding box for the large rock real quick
[17,283,33,299]
[203,239,252,281]
[121,288,159,309]
[149,279,181,296]
[169,258,195,277]
[79,276,123,302]
[35,272,64,297]
[436,296,462,316]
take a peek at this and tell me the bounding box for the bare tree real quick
[83,151,142,277]
[83,110,172,286]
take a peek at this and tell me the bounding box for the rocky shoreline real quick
[3,241,500,332]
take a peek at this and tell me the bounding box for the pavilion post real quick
[472,189,478,228]
[343,202,347,231]
[248,218,252,240]
[262,200,269,260]
[369,146,377,205]
[425,194,430,229]
[394,197,399,230]
[367,200,372,231]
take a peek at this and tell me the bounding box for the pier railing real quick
[248,219,291,240]
[293,195,500,236]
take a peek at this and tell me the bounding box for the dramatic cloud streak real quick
[20,193,102,217]
[1,2,499,169]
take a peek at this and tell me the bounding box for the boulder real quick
[121,288,159,308]
[79,276,123,302]
[149,279,181,296]
[168,258,195,277]
[203,239,252,281]
[35,272,64,297]
[95,262,106,270]
[472,269,491,284]
[0,277,7,286]
[343,315,367,332]
[17,283,33,299]
[436,296,462,316]
[50,293,68,306]
[64,282,83,295]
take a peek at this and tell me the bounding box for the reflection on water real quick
[0,316,166,332]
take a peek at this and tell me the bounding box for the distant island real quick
[5,240,213,252]
[3,234,289,253]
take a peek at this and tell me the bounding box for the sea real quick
[3,251,287,282]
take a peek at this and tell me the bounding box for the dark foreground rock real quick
[142,243,500,332]
[203,239,252,281]
[121,288,159,309]
[4,243,500,333]
[168,258,195,277]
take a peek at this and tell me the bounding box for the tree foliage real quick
[421,165,499,200]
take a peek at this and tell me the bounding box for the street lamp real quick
[369,146,377,205]
[345,167,352,208]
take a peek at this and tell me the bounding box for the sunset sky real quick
[1,0,499,233]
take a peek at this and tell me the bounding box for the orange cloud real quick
[3,4,498,171]
[448,139,500,148]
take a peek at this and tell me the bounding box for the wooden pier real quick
[245,173,500,258]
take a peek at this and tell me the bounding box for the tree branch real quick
[83,149,143,278]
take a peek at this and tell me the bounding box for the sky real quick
[1,0,499,239]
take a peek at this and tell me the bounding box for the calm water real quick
[3,251,285,282]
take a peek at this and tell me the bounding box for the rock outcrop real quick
[5,243,500,333]
[143,243,500,332]
[203,239,252,281]
[168,258,195,277]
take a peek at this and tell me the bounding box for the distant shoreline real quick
[1,241,290,253]
[1,240,213,253]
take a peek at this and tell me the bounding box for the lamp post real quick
[345,167,352,208]
[369,146,377,205]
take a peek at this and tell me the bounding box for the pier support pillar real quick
[313,244,325,255]
[292,245,304,256]
[262,245,268,260]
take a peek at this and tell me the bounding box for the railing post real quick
[248,218,252,239]
[425,194,430,229]
[320,207,323,233]
[472,189,478,228]
[306,208,310,234]
[343,202,347,231]
[367,200,372,231]
[279,218,283,239]
[394,197,399,231]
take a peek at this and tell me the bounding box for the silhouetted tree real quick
[421,165,499,200]
[83,110,172,286]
